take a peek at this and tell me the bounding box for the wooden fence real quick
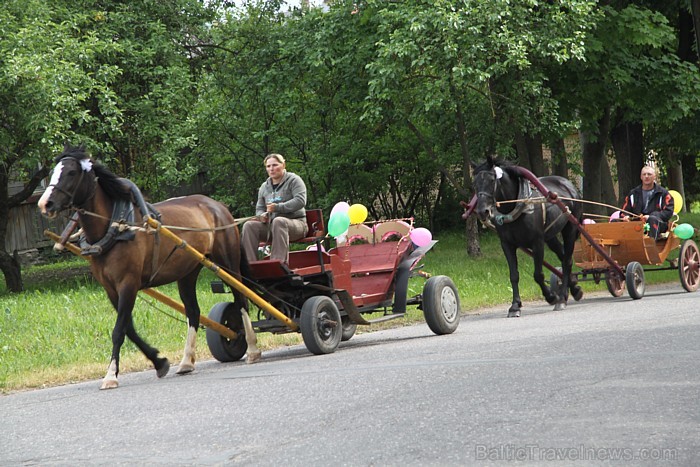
[5,194,70,253]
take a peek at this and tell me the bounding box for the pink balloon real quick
[582,218,595,224]
[330,202,350,217]
[410,227,432,247]
[609,211,621,222]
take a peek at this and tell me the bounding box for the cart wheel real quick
[300,296,342,355]
[605,271,625,297]
[341,316,357,341]
[422,275,460,335]
[625,261,645,299]
[678,239,700,292]
[206,302,248,362]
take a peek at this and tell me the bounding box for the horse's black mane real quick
[58,145,132,201]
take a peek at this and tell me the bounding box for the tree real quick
[0,0,122,292]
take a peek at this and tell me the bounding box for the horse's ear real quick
[486,155,496,167]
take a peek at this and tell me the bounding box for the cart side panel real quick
[574,221,664,268]
[330,240,412,308]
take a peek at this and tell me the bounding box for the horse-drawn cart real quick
[569,220,699,299]
[461,160,699,314]
[205,217,460,361]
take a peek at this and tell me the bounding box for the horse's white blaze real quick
[37,160,66,213]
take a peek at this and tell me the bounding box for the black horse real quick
[473,156,583,317]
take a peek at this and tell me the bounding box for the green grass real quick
[1,213,698,392]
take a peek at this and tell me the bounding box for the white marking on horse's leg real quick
[100,359,119,390]
[176,326,197,374]
[241,310,261,364]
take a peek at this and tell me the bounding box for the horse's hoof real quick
[553,302,566,311]
[100,378,119,390]
[507,310,521,318]
[572,287,583,301]
[246,351,262,364]
[176,362,194,375]
[155,358,170,378]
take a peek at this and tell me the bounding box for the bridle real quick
[47,157,97,210]
[475,169,501,206]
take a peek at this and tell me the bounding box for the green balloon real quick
[328,212,350,237]
[673,223,694,240]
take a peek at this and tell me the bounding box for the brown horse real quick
[38,145,259,389]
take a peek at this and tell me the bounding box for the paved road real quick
[2,285,699,466]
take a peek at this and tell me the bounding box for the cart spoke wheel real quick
[625,261,645,300]
[300,296,342,355]
[678,239,700,292]
[422,275,460,335]
[605,270,625,297]
[206,301,248,362]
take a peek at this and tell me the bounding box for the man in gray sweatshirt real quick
[241,153,308,263]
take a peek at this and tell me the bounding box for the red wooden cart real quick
[205,216,460,360]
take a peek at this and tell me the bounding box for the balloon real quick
[582,218,595,225]
[327,212,350,237]
[410,227,432,247]
[669,190,683,214]
[609,211,621,222]
[347,204,368,224]
[673,223,695,240]
[330,201,350,217]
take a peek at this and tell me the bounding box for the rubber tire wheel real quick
[625,261,645,300]
[341,316,357,342]
[300,296,342,355]
[678,239,700,292]
[206,302,248,362]
[422,275,460,335]
[605,271,625,297]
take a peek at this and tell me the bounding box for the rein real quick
[72,207,253,232]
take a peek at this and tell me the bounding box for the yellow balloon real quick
[347,204,368,224]
[669,190,683,214]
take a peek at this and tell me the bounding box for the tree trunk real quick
[0,250,23,293]
[690,0,700,60]
[525,133,546,176]
[0,173,23,292]
[549,137,568,178]
[600,156,617,209]
[611,120,643,205]
[667,152,686,213]
[452,85,481,257]
[580,108,611,215]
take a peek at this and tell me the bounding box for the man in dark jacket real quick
[620,165,674,239]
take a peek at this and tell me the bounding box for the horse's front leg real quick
[501,242,522,317]
[532,242,561,309]
[102,285,169,389]
[101,287,137,389]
